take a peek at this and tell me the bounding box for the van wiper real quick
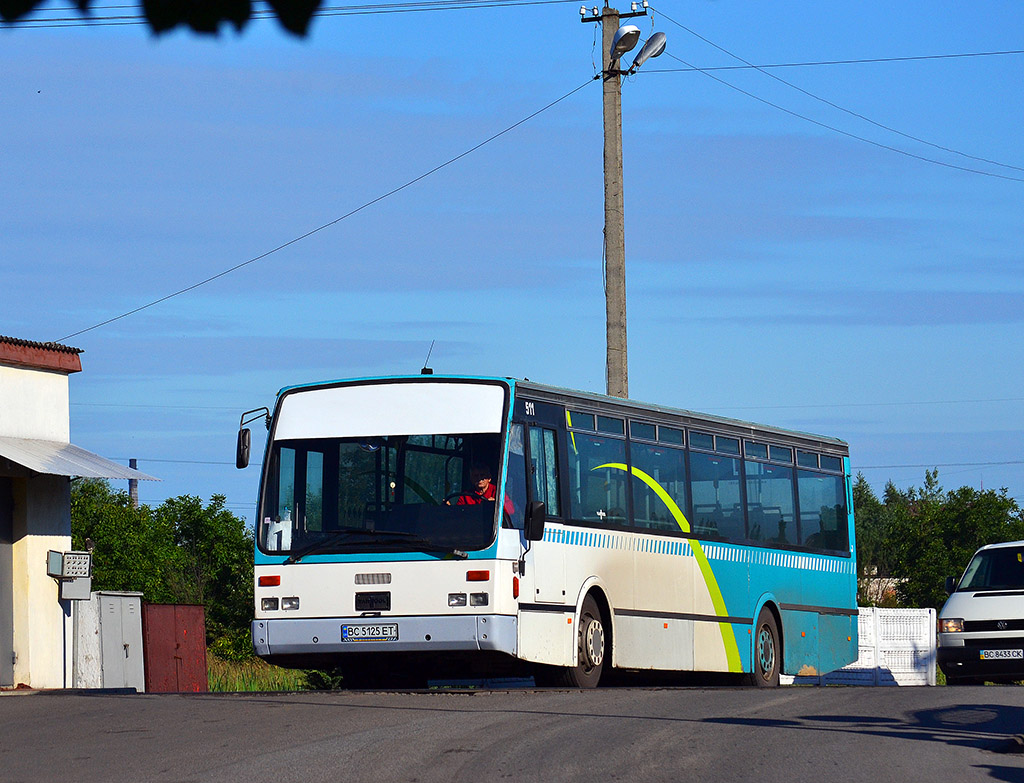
[285,529,466,563]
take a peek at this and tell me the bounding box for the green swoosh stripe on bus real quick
[594,462,742,673]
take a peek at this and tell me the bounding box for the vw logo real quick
[997,621,1008,631]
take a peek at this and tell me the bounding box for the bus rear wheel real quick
[750,607,781,687]
[535,595,606,689]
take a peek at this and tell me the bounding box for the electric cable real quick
[650,6,1024,174]
[645,45,1024,183]
[55,77,594,341]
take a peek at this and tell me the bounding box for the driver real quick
[454,464,497,505]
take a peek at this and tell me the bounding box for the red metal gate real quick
[141,604,208,693]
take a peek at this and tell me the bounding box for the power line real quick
[113,457,240,465]
[55,77,594,341]
[6,0,578,27]
[69,395,1024,413]
[857,460,1024,470]
[645,10,1024,183]
[18,2,1024,85]
[647,49,1024,73]
[649,7,1024,175]
[72,402,240,410]
[712,397,1024,412]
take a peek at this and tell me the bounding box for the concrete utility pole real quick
[583,2,650,399]
[601,5,628,399]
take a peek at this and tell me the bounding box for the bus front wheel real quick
[535,595,606,689]
[750,607,781,687]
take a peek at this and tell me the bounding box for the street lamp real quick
[581,5,666,398]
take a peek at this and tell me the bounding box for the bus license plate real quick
[980,649,1023,660]
[342,623,399,642]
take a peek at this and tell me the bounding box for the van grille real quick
[963,619,1024,633]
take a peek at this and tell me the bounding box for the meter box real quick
[47,550,91,578]
[47,550,93,600]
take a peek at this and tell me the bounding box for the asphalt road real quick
[2,686,1023,783]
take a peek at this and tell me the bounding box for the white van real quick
[937,540,1024,684]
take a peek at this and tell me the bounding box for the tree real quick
[852,474,896,606]
[71,480,255,656]
[853,470,1024,610]
[0,0,321,36]
[155,494,254,653]
[71,479,179,604]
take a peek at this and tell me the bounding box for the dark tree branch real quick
[0,0,321,36]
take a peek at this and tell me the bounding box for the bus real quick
[237,374,857,688]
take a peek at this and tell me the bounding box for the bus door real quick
[513,397,575,666]
[524,422,565,603]
[512,397,566,604]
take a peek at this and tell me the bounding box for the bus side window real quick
[798,471,848,551]
[528,426,561,517]
[566,432,627,526]
[504,424,528,529]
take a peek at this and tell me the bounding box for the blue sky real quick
[2,1,1022,519]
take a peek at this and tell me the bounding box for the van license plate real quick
[342,623,399,642]
[980,649,1023,660]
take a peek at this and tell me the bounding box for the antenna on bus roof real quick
[420,340,435,375]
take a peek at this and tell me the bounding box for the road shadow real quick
[704,702,1024,754]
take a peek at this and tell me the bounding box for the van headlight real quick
[940,618,964,633]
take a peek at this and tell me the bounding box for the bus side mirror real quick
[524,501,546,541]
[236,428,251,469]
[944,575,956,595]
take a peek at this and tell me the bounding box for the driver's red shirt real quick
[456,482,497,505]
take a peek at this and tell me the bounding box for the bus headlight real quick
[940,618,963,633]
[470,593,489,607]
[261,597,279,611]
[448,593,467,607]
[282,597,300,611]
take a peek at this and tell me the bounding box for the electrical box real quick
[47,550,92,600]
[73,591,145,691]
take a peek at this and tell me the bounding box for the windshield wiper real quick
[284,529,466,563]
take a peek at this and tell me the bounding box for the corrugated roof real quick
[0,335,81,354]
[0,437,159,480]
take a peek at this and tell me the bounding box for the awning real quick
[0,436,159,481]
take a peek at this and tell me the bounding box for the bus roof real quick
[515,379,848,454]
[275,374,849,455]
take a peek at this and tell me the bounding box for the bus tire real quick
[535,595,606,689]
[750,606,781,687]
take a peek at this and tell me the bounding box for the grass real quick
[207,655,310,692]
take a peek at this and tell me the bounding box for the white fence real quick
[782,607,936,686]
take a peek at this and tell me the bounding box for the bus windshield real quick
[259,432,502,557]
[959,545,1024,591]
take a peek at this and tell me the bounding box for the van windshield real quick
[959,545,1024,591]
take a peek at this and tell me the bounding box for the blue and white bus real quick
[237,375,857,688]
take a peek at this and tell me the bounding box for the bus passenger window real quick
[631,444,687,532]
[689,452,743,541]
[798,471,848,551]
[745,461,794,545]
[567,433,627,527]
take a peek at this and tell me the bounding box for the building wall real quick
[0,365,70,442]
[10,475,72,688]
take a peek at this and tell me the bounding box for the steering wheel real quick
[444,491,479,505]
